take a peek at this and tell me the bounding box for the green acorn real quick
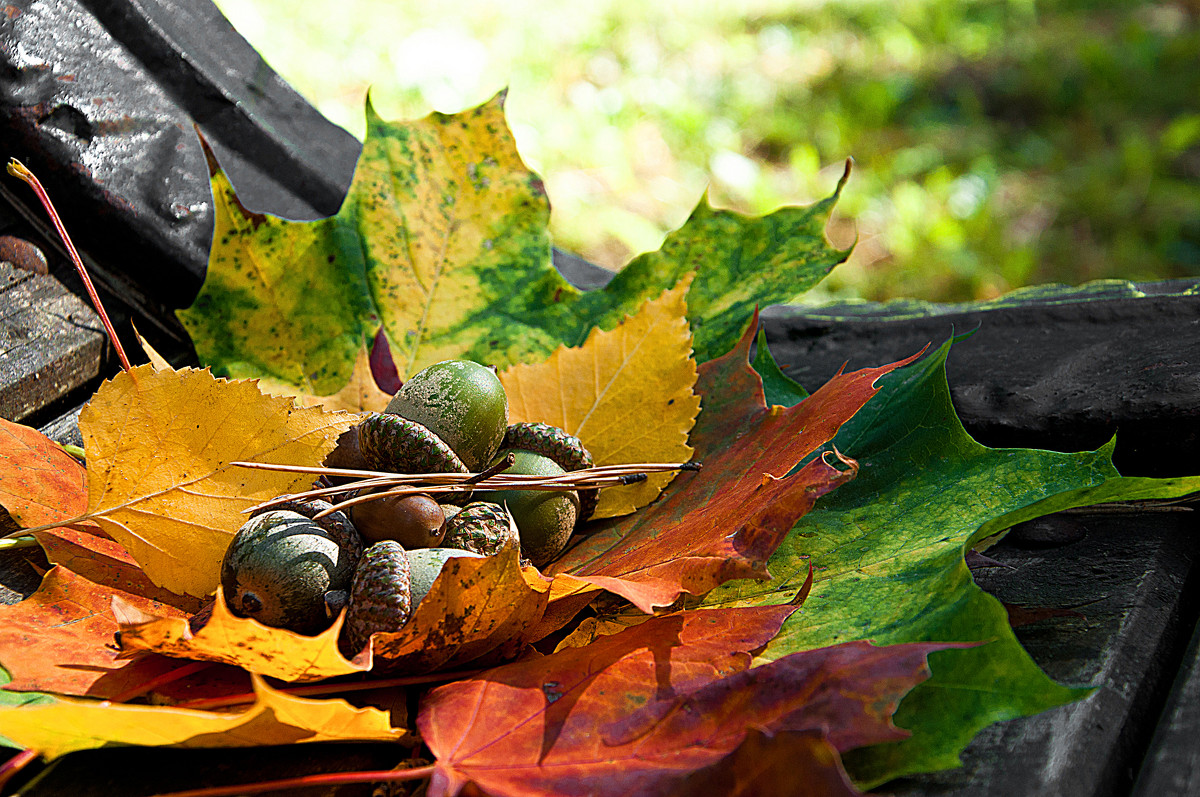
[406,547,485,608]
[442,502,519,557]
[385,360,508,471]
[249,497,363,560]
[478,449,579,568]
[221,510,359,636]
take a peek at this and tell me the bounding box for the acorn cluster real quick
[218,359,595,658]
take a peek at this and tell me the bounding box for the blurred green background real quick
[214,0,1200,303]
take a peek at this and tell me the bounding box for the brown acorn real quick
[350,492,447,548]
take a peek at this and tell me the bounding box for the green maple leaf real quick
[706,337,1200,786]
[179,94,850,392]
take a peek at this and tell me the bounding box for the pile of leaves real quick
[1,94,1198,795]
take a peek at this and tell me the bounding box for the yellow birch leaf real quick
[257,342,392,413]
[132,323,171,370]
[498,277,700,518]
[115,588,364,682]
[79,365,356,598]
[0,673,405,760]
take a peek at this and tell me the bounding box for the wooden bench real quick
[1,1,1197,793]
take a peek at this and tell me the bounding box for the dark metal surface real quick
[762,291,1200,478]
[0,0,362,315]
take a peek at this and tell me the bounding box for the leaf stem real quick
[110,661,214,703]
[6,159,132,371]
[0,748,37,792]
[58,442,86,462]
[0,535,38,552]
[1,513,94,541]
[147,764,436,797]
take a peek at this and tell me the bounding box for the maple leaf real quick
[0,672,406,760]
[703,338,1200,786]
[499,277,700,518]
[669,730,860,797]
[547,317,921,612]
[115,588,361,683]
[179,95,849,394]
[76,365,355,598]
[0,417,85,528]
[418,604,956,797]
[0,566,189,699]
[30,523,201,613]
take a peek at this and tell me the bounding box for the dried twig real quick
[234,459,701,518]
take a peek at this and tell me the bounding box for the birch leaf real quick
[499,278,699,518]
[79,365,355,598]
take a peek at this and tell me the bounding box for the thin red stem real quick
[149,764,436,797]
[6,159,132,371]
[0,749,37,792]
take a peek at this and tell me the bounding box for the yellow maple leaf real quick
[0,673,405,759]
[118,547,551,680]
[115,588,364,682]
[78,365,356,598]
[257,342,392,413]
[499,277,700,518]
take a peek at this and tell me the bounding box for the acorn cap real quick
[442,501,519,557]
[502,422,596,522]
[357,413,468,476]
[340,541,412,659]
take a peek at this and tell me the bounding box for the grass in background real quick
[215,0,1200,303]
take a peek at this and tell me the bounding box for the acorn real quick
[384,360,508,471]
[406,547,485,608]
[350,492,447,548]
[442,501,519,557]
[502,422,596,523]
[478,449,579,567]
[340,541,412,658]
[221,509,359,635]
[249,497,363,561]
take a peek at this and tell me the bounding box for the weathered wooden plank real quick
[1132,612,1200,795]
[891,510,1199,796]
[0,263,105,422]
